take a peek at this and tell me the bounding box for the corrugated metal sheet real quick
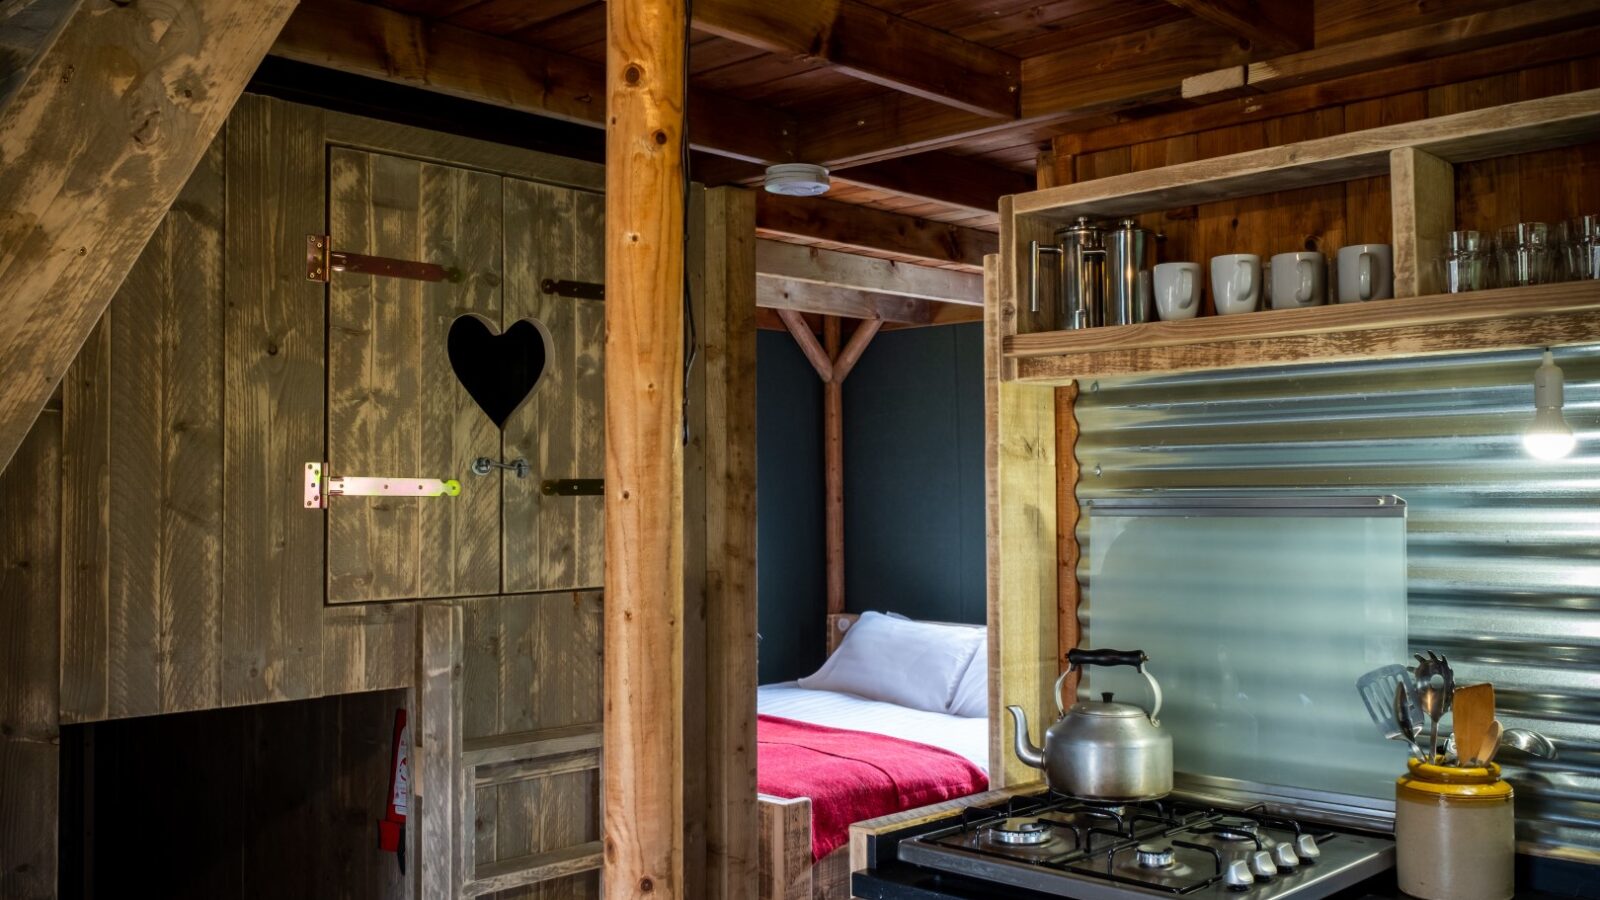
[1074,345,1600,859]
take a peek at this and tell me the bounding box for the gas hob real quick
[855,790,1395,899]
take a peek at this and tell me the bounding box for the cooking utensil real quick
[1479,720,1504,766]
[1358,664,1425,737]
[1395,682,1428,760]
[1497,727,1558,761]
[1007,647,1172,801]
[1453,683,1495,766]
[1414,651,1455,763]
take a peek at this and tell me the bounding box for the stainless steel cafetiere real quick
[1029,217,1156,329]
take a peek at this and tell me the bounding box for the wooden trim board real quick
[1010,89,1600,224]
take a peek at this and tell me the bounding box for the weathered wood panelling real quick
[327,150,504,603]
[0,409,60,900]
[462,593,604,898]
[503,181,607,595]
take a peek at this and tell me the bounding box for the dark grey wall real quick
[756,330,826,685]
[756,323,987,685]
[843,323,986,625]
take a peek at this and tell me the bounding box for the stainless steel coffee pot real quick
[1030,216,1103,330]
[1007,648,1173,801]
[1103,218,1156,326]
[1028,217,1156,330]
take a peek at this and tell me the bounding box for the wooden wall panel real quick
[502,181,607,594]
[461,592,604,896]
[0,410,60,900]
[326,149,504,603]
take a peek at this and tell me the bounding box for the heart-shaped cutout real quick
[447,315,551,428]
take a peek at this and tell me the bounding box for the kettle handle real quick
[1057,649,1164,726]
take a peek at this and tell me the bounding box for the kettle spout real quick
[1006,705,1045,770]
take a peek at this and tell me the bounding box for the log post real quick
[823,317,845,615]
[604,0,687,898]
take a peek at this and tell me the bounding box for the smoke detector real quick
[764,163,831,196]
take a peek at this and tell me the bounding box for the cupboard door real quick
[326,149,504,603]
[502,180,605,593]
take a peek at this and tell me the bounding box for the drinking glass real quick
[1497,223,1555,287]
[1437,230,1491,294]
[1561,215,1600,281]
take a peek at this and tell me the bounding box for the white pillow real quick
[948,637,988,718]
[797,612,982,714]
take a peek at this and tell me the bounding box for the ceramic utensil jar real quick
[1395,759,1514,900]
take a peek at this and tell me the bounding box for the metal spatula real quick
[1357,665,1424,737]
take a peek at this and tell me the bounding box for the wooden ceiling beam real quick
[802,18,1253,167]
[1183,0,1600,101]
[1160,0,1311,56]
[755,193,996,270]
[271,0,798,163]
[1057,23,1600,157]
[834,153,1031,216]
[0,0,297,471]
[756,240,983,305]
[759,277,955,324]
[692,0,1019,118]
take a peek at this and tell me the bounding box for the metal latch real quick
[541,479,603,496]
[304,462,462,509]
[471,457,530,479]
[307,235,463,284]
[540,278,604,301]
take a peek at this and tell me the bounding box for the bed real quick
[756,612,990,900]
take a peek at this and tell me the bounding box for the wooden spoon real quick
[1452,683,1495,766]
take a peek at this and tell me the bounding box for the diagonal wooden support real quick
[831,316,882,385]
[777,309,833,382]
[0,0,299,471]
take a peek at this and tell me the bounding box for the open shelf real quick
[994,89,1600,382]
[1004,281,1600,383]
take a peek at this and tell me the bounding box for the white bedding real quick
[758,682,989,774]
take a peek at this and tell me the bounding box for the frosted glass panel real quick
[1084,499,1407,801]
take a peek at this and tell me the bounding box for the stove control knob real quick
[1223,859,1255,890]
[1295,834,1321,860]
[1272,842,1301,870]
[1250,850,1277,879]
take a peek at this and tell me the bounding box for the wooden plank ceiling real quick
[271,0,1592,273]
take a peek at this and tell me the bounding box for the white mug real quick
[1210,254,1260,315]
[1270,251,1326,309]
[1153,262,1200,321]
[1337,244,1394,302]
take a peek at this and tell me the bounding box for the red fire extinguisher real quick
[380,708,410,875]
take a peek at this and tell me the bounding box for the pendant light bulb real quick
[1523,350,1576,460]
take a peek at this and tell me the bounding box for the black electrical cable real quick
[680,0,699,447]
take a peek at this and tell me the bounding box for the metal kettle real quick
[1007,648,1173,801]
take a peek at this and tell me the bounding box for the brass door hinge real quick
[306,235,462,284]
[304,462,461,509]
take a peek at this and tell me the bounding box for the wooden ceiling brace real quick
[1160,0,1311,56]
[777,313,881,616]
[0,0,298,472]
[755,192,995,271]
[603,0,686,897]
[692,0,1020,118]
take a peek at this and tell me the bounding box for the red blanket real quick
[757,714,989,861]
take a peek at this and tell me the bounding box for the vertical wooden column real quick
[823,317,845,615]
[1391,147,1456,298]
[604,0,687,897]
[983,255,1059,789]
[700,187,759,900]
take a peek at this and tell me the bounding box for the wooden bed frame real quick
[756,612,988,900]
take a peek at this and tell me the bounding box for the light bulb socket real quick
[1533,350,1565,410]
